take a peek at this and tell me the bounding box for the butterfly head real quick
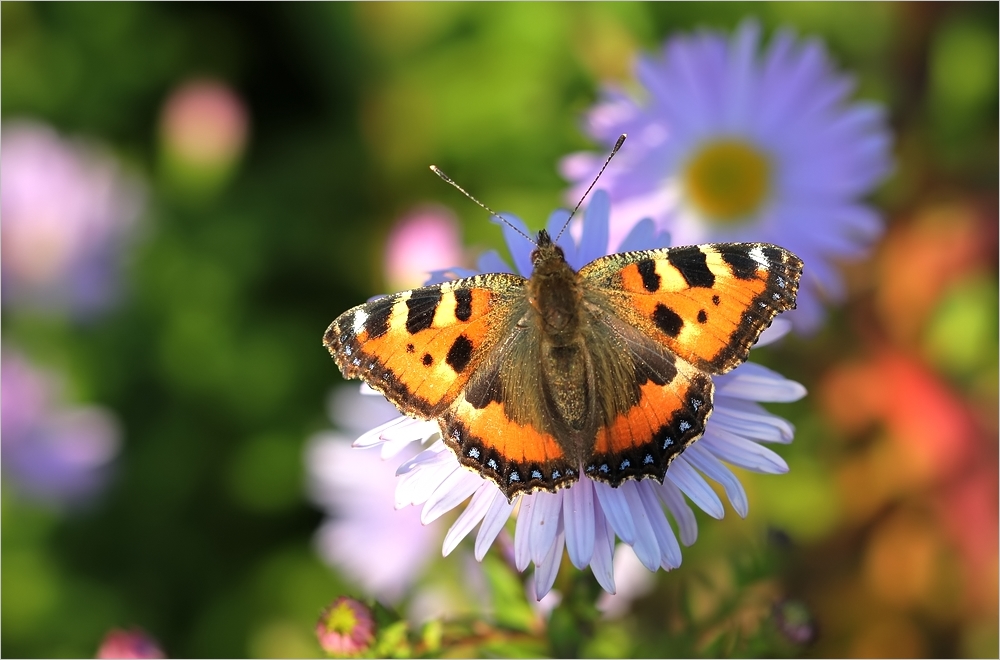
[530,229,566,269]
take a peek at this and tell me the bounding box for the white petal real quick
[474,491,516,561]
[476,250,512,275]
[593,480,636,544]
[514,495,535,572]
[684,443,749,518]
[395,443,449,477]
[620,481,661,571]
[529,490,565,564]
[534,526,565,600]
[666,456,725,519]
[380,419,439,446]
[353,415,413,448]
[655,479,699,546]
[396,457,458,509]
[380,433,421,459]
[711,398,796,444]
[564,478,596,569]
[421,467,482,524]
[715,363,807,402]
[589,505,617,594]
[637,482,682,569]
[498,213,535,276]
[597,545,658,618]
[755,318,792,347]
[702,428,790,474]
[723,19,760,131]
[329,385,402,435]
[443,483,496,556]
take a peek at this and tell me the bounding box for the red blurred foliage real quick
[816,194,998,655]
[823,346,998,579]
[874,201,997,347]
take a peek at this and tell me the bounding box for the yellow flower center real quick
[683,139,771,223]
[325,601,358,635]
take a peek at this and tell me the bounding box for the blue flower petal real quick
[493,213,535,277]
[616,217,671,252]
[476,250,514,275]
[577,190,611,265]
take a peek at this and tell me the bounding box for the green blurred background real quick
[2,2,996,657]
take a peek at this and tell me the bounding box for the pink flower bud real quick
[315,597,376,656]
[95,627,165,659]
[160,79,248,169]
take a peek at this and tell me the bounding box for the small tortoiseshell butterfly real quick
[324,137,802,500]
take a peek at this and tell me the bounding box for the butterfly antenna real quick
[429,165,535,246]
[554,133,626,243]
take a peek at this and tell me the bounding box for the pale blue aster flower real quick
[349,191,805,599]
[561,20,893,332]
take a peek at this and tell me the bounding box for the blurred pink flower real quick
[383,205,463,291]
[1,120,144,316]
[315,597,376,657]
[159,79,249,169]
[95,627,165,659]
[2,348,121,505]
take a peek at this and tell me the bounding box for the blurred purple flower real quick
[1,120,144,317]
[307,385,443,605]
[343,191,804,599]
[95,627,166,659]
[562,20,892,332]
[2,348,120,505]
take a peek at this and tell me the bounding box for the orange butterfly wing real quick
[325,273,580,498]
[575,243,802,485]
[324,274,525,417]
[326,242,802,500]
[579,243,803,374]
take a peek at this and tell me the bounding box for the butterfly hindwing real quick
[436,312,579,498]
[581,312,715,486]
[324,274,526,418]
[578,243,802,375]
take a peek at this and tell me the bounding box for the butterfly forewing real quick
[579,243,802,374]
[324,273,526,417]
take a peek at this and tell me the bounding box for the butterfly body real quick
[325,234,802,500]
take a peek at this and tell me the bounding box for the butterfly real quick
[325,228,802,501]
